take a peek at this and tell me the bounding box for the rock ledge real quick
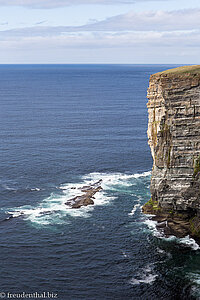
[65,180,102,209]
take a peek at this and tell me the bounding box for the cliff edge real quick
[143,65,200,241]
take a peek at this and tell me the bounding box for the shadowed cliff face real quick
[144,65,200,240]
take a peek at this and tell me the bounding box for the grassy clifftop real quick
[155,65,200,76]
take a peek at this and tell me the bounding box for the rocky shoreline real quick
[65,180,102,209]
[142,199,200,244]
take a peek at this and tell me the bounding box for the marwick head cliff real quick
[143,65,200,243]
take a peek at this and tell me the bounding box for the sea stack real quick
[143,65,200,241]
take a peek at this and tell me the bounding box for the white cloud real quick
[0,28,199,50]
[0,0,164,9]
[0,29,199,64]
[0,9,199,53]
[81,9,200,31]
[0,8,199,63]
[0,8,199,38]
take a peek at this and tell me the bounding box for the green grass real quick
[193,156,200,178]
[190,216,200,237]
[155,65,200,76]
[143,198,161,212]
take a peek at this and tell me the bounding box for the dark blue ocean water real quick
[0,65,200,300]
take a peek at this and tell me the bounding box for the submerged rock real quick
[65,180,102,209]
[143,65,200,242]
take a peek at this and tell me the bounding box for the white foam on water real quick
[144,217,200,250]
[7,199,90,226]
[156,234,200,251]
[121,250,129,258]
[177,236,200,251]
[7,211,23,218]
[1,184,15,191]
[129,274,158,285]
[188,272,200,285]
[143,218,158,231]
[6,171,150,226]
[129,264,158,285]
[129,204,141,216]
[156,247,166,254]
[188,272,200,298]
[82,171,151,189]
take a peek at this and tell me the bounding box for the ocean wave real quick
[82,171,151,188]
[121,250,130,259]
[0,183,42,193]
[177,236,200,251]
[30,188,41,192]
[5,171,150,226]
[144,218,200,251]
[6,171,150,226]
[129,203,141,216]
[187,272,200,298]
[129,264,157,285]
[188,272,200,285]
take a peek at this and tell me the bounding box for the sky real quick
[0,0,199,64]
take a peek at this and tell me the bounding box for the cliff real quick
[143,65,200,241]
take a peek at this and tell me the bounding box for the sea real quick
[0,64,200,300]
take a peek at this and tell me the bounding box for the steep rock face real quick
[144,65,200,239]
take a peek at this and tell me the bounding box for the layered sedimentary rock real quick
[143,65,200,240]
[65,180,102,209]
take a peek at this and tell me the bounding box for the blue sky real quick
[0,0,199,63]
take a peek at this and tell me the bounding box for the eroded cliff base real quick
[143,199,200,244]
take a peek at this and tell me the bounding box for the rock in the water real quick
[65,181,102,209]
